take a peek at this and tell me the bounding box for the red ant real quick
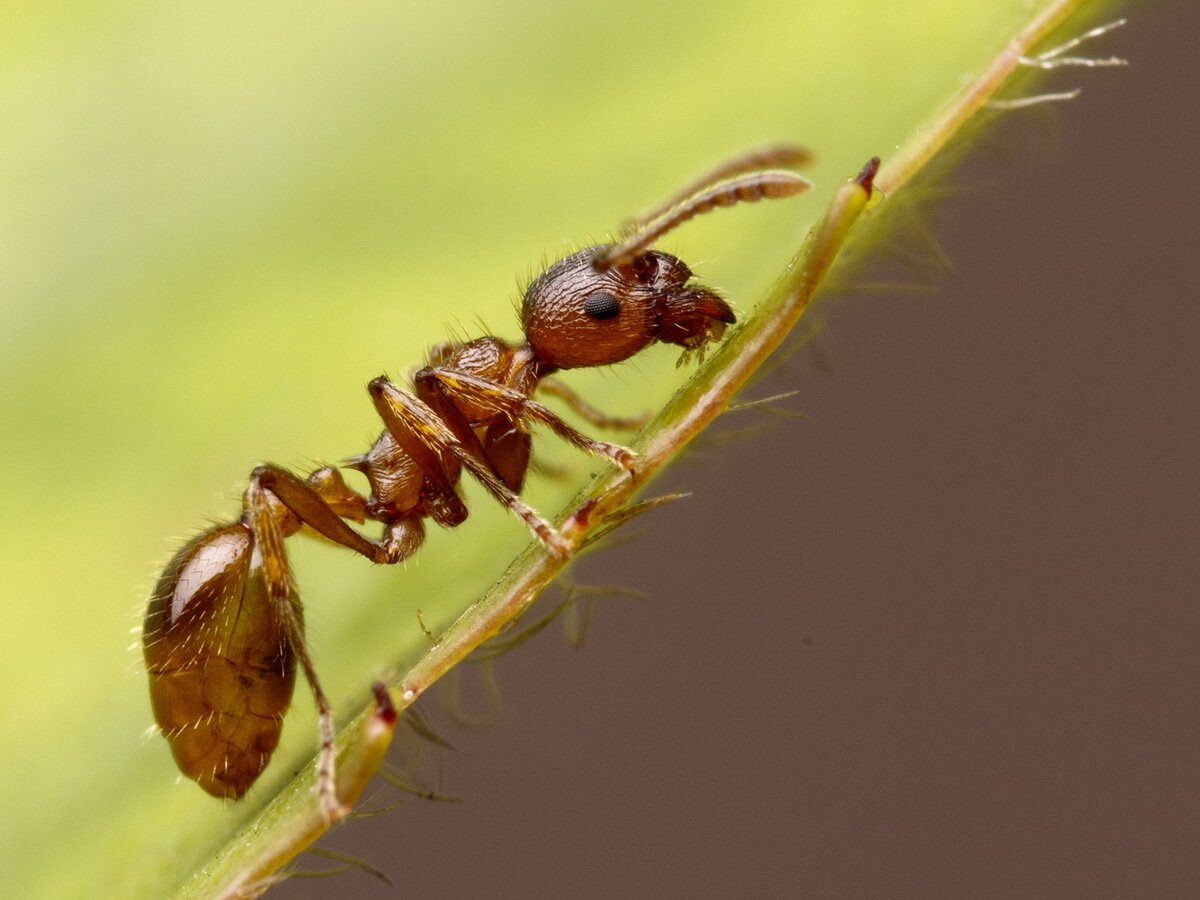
[142,145,812,819]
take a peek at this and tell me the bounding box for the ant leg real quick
[243,476,346,821]
[416,367,638,469]
[624,143,813,233]
[537,377,652,431]
[409,371,538,492]
[367,376,570,556]
[307,465,368,523]
[248,464,415,565]
[482,422,532,492]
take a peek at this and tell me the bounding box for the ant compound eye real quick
[584,291,621,320]
[631,253,657,284]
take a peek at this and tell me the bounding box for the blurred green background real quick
[0,1,1052,895]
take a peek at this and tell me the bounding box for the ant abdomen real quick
[143,523,296,799]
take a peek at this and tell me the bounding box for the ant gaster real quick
[142,145,812,818]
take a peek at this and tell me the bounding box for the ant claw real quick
[560,503,596,543]
[543,529,573,558]
[319,794,351,824]
[609,446,638,470]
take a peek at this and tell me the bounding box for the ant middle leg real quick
[415,367,638,469]
[367,376,571,556]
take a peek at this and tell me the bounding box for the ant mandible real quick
[142,145,812,819]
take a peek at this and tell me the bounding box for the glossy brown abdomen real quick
[143,523,296,798]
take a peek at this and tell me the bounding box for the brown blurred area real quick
[278,5,1198,897]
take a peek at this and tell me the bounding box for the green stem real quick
[876,0,1085,195]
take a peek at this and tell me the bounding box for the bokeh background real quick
[1,1,1195,897]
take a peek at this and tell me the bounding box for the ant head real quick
[521,247,735,370]
[522,160,811,371]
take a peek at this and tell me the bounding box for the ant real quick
[142,145,812,819]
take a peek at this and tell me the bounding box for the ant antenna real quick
[624,143,812,233]
[593,169,812,271]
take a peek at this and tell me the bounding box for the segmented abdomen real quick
[142,523,296,798]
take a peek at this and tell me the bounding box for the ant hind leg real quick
[249,464,417,564]
[244,474,347,821]
[537,377,653,431]
[240,462,429,819]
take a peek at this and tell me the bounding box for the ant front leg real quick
[367,376,571,556]
[416,367,639,470]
